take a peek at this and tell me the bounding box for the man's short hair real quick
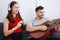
[35,6,44,12]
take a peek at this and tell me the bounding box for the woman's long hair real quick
[7,1,22,23]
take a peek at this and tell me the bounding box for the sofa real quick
[0,22,4,40]
[0,20,60,40]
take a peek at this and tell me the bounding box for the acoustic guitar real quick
[29,21,57,40]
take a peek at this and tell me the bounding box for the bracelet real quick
[12,28,15,31]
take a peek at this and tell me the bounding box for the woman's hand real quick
[16,20,23,27]
[12,20,23,31]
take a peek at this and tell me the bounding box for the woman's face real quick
[12,3,19,14]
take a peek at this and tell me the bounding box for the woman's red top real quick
[9,16,22,33]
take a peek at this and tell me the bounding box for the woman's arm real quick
[3,18,22,36]
[3,18,14,36]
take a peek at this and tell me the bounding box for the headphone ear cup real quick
[8,6,11,11]
[8,4,11,11]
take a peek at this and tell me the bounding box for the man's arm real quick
[26,24,47,32]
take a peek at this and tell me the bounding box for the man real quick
[26,6,50,40]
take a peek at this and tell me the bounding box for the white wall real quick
[0,0,36,23]
[19,0,36,23]
[37,0,60,20]
[0,0,9,22]
[0,0,60,23]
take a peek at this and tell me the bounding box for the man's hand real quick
[38,25,48,31]
[57,25,60,32]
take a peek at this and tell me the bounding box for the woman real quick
[3,1,23,40]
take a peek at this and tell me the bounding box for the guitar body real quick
[30,30,48,38]
[40,28,56,40]
[29,21,56,40]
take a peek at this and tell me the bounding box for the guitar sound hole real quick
[45,24,50,27]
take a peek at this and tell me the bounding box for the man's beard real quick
[38,15,44,19]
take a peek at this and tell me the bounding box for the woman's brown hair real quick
[7,1,22,23]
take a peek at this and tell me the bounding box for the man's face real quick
[36,9,44,18]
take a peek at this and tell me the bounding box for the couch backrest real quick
[0,22,4,40]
